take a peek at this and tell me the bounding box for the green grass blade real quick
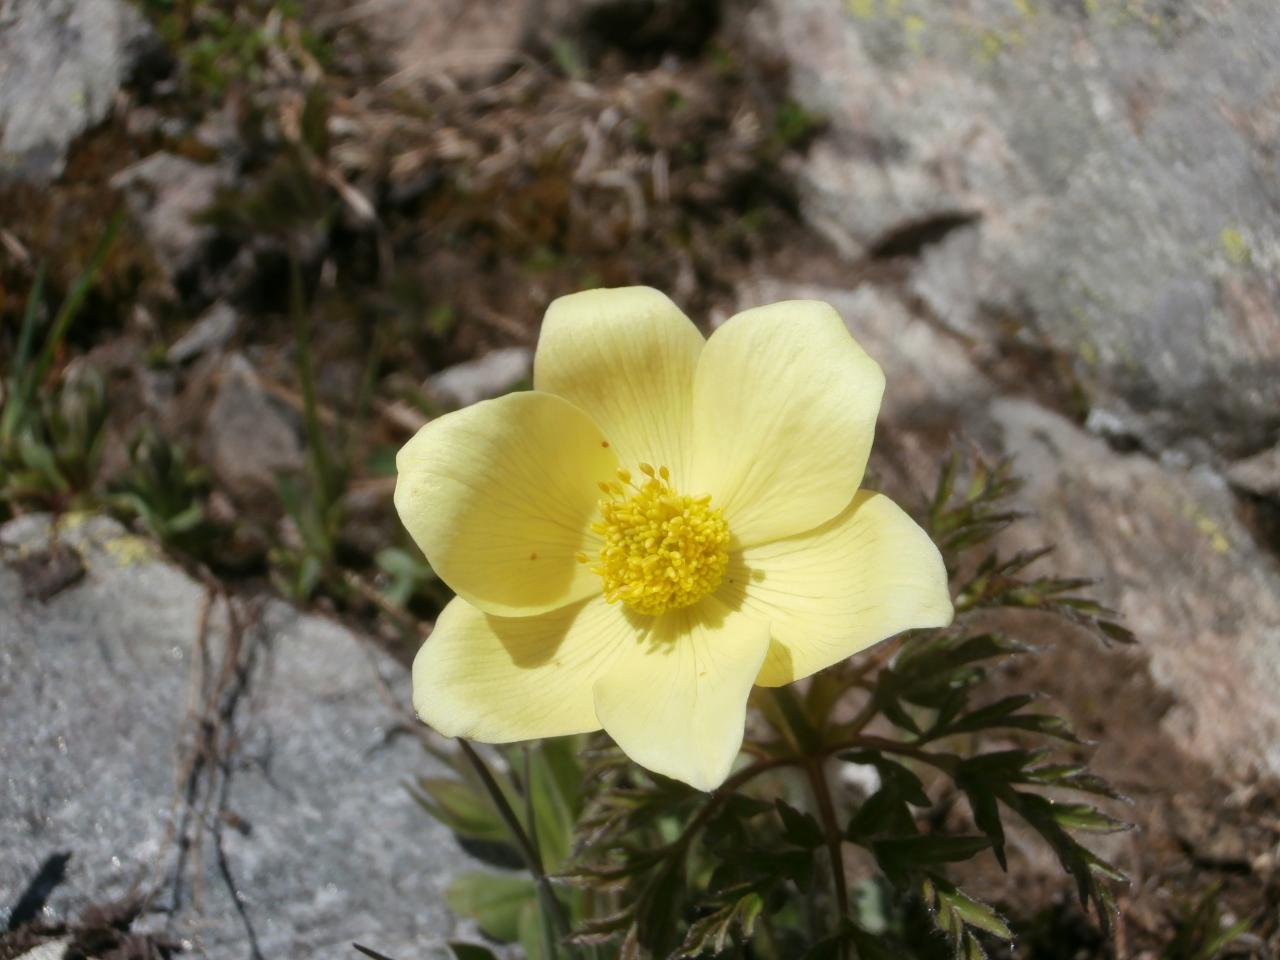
[1,262,47,444]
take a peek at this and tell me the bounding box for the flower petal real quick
[395,390,616,616]
[534,287,705,484]
[690,300,885,546]
[592,598,771,791]
[718,490,953,687]
[413,595,647,742]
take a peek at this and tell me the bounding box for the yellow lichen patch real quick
[1220,226,1251,266]
[1182,502,1232,556]
[103,534,157,567]
[903,14,926,52]
[588,464,731,616]
[55,511,91,533]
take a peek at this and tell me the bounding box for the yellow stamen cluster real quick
[583,464,730,616]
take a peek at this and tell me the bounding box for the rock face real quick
[751,0,1280,458]
[0,0,155,183]
[992,398,1280,780]
[0,514,470,959]
[738,277,1280,782]
[202,353,306,504]
[352,0,544,84]
[110,153,232,282]
[427,347,534,410]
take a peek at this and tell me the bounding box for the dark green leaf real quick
[677,892,765,957]
[634,851,685,957]
[777,799,826,849]
[848,926,905,960]
[875,835,991,869]
[963,785,1007,870]
[446,944,500,960]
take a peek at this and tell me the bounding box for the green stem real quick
[765,688,850,958]
[457,740,572,958]
[290,258,335,508]
[805,758,851,960]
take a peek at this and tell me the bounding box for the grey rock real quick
[353,0,541,83]
[991,399,1280,780]
[350,0,615,84]
[740,276,1280,781]
[0,0,154,183]
[753,0,1280,457]
[0,514,471,958]
[168,303,240,365]
[427,346,533,410]
[203,353,305,503]
[736,280,993,426]
[1227,443,1280,497]
[110,153,231,280]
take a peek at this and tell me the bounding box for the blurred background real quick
[1,0,1277,957]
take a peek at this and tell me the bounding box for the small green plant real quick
[109,429,212,549]
[1,216,122,517]
[269,261,346,601]
[138,0,331,98]
[412,448,1140,960]
[1161,886,1252,960]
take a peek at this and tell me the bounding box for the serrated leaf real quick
[937,886,1012,940]
[846,784,917,843]
[1098,620,1136,644]
[957,748,1049,783]
[445,871,535,943]
[841,753,931,808]
[777,799,826,849]
[1018,764,1126,800]
[568,908,634,947]
[875,835,991,868]
[634,851,685,957]
[932,694,1037,736]
[1048,802,1132,833]
[677,892,764,957]
[961,930,989,960]
[963,785,1007,870]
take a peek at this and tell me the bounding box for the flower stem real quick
[805,757,851,960]
[765,687,850,958]
[457,739,571,958]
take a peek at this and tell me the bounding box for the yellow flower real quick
[395,287,953,790]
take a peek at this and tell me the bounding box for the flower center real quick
[582,464,730,616]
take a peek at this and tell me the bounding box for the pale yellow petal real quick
[413,596,646,742]
[689,300,885,546]
[394,391,616,617]
[592,598,771,791]
[533,287,704,485]
[717,490,953,687]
